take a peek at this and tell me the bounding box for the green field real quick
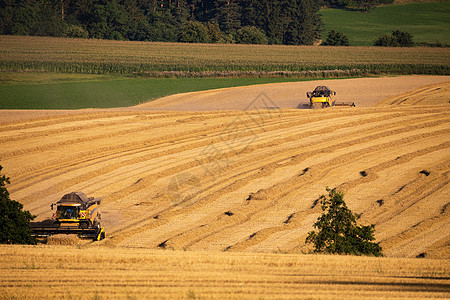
[0,74,317,109]
[321,3,450,46]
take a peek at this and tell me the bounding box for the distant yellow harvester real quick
[306,86,355,109]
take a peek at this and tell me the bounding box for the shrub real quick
[322,30,350,46]
[65,25,89,39]
[306,188,382,256]
[235,26,268,45]
[374,30,414,47]
[0,165,36,244]
[392,30,414,47]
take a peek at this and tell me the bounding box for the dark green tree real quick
[321,0,351,8]
[306,188,382,256]
[235,25,268,44]
[0,165,37,245]
[214,0,241,33]
[0,0,326,45]
[392,29,414,47]
[283,0,323,45]
[322,30,349,46]
[89,0,127,40]
[178,20,209,43]
[374,34,396,46]
[374,30,414,47]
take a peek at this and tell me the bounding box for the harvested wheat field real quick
[0,75,449,298]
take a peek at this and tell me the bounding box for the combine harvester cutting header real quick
[301,86,355,109]
[31,192,105,241]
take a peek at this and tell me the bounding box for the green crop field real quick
[321,3,450,46]
[0,74,320,109]
[1,35,449,76]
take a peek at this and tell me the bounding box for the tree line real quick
[0,0,327,45]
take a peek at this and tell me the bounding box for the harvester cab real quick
[305,86,355,109]
[31,192,105,241]
[306,86,336,109]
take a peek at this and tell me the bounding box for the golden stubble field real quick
[0,76,449,298]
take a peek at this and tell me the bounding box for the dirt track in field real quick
[1,76,449,259]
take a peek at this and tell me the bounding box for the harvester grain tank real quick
[306,86,355,109]
[30,192,105,241]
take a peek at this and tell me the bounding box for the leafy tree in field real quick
[306,188,382,256]
[0,165,36,245]
[322,30,349,46]
[392,29,414,47]
[374,30,414,47]
[235,26,268,44]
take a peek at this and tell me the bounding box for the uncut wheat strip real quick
[2,245,449,286]
[1,245,448,300]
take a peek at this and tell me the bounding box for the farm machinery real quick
[30,192,105,241]
[303,86,355,109]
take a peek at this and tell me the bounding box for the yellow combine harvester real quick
[31,192,105,241]
[306,86,355,109]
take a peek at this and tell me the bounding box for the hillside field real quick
[321,2,450,46]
